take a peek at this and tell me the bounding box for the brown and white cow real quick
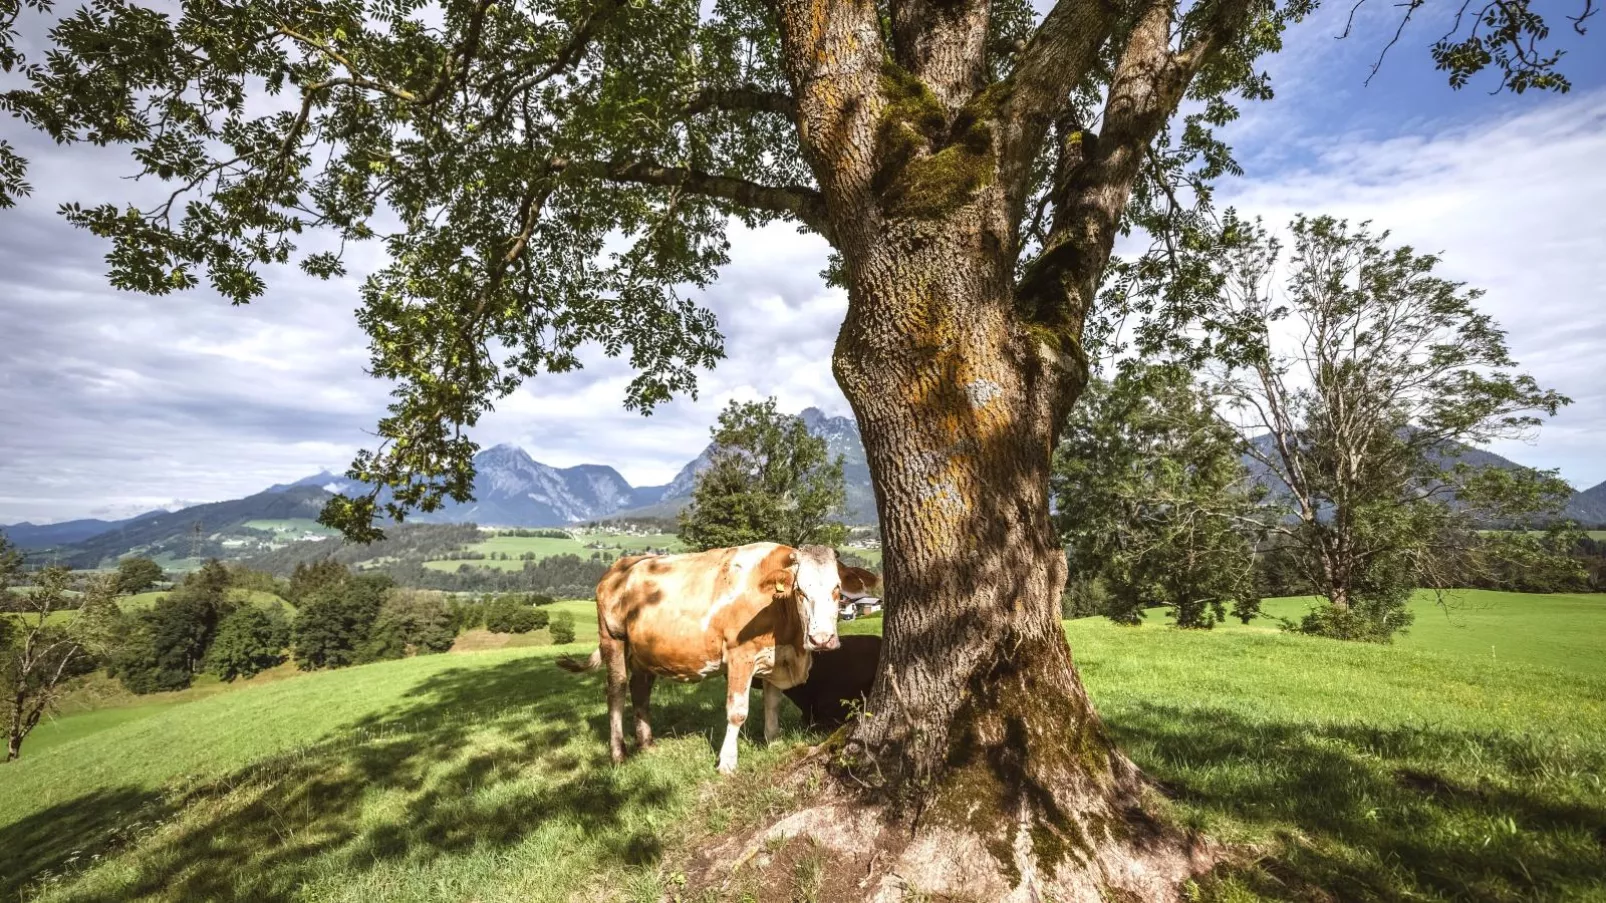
[558,542,878,774]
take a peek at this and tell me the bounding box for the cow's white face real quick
[791,546,843,652]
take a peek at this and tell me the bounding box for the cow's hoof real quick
[716,761,736,776]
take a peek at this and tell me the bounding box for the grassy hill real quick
[3,590,1603,902]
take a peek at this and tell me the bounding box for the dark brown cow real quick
[782,633,882,729]
[558,542,879,774]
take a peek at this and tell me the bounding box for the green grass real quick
[0,642,792,903]
[422,531,684,572]
[21,704,188,757]
[1587,530,1606,541]
[2,590,1602,902]
[1235,590,1606,673]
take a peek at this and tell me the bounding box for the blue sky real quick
[1,1,1602,523]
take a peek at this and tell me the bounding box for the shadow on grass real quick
[0,652,728,902]
[0,787,170,896]
[1113,703,1606,902]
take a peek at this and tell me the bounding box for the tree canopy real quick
[115,556,165,595]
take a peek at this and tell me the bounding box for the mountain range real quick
[5,407,1602,566]
[1,408,878,563]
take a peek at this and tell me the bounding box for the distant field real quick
[4,589,1602,902]
[839,545,883,567]
[422,531,684,571]
[242,518,338,537]
[146,554,203,572]
[420,533,886,572]
[1588,530,1606,541]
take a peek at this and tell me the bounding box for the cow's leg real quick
[718,657,755,775]
[601,635,628,764]
[763,680,783,745]
[629,668,656,750]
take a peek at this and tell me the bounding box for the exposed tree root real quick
[673,757,1221,903]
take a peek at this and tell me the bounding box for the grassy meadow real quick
[1,589,1602,902]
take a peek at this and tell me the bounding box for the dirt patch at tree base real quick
[669,760,1222,903]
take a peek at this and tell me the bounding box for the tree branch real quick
[1015,0,1251,329]
[547,157,831,240]
[487,0,627,126]
[996,0,1119,205]
[680,86,798,119]
[773,0,889,240]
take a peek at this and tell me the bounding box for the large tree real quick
[678,397,848,551]
[0,0,1590,894]
[1199,214,1572,641]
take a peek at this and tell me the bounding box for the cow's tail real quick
[556,648,603,673]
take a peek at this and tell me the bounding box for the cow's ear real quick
[763,569,794,597]
[838,565,880,593]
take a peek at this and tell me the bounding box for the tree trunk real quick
[811,219,1199,897]
[7,692,24,762]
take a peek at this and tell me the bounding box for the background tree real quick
[115,571,241,693]
[114,557,165,595]
[359,590,456,661]
[548,612,577,646]
[1052,362,1263,628]
[206,604,292,681]
[224,564,290,599]
[287,559,353,606]
[1198,214,1572,641]
[292,571,393,670]
[2,0,1591,891]
[678,398,847,551]
[483,594,548,635]
[1,554,97,761]
[72,574,127,664]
